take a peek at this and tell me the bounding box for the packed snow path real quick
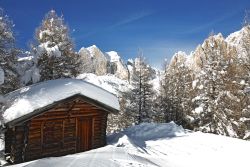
[11,146,157,167]
[10,122,250,167]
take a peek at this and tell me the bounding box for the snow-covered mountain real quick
[78,45,108,76]
[166,26,250,139]
[170,33,230,71]
[17,43,160,90]
[106,51,129,80]
[169,51,189,68]
[226,25,250,52]
[78,45,130,80]
[171,26,250,71]
[15,26,249,139]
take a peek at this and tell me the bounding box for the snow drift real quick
[9,122,250,167]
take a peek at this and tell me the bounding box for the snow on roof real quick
[2,79,120,124]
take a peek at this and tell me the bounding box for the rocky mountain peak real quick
[106,51,129,80]
[106,51,120,62]
[169,51,187,67]
[78,45,108,75]
[78,45,129,80]
[226,25,250,46]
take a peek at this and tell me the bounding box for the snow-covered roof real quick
[2,79,120,125]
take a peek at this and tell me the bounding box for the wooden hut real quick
[2,79,120,164]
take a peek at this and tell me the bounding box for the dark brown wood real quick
[77,117,93,152]
[5,96,110,164]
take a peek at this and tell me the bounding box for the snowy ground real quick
[9,122,250,167]
[77,73,131,95]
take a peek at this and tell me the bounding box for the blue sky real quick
[1,0,250,68]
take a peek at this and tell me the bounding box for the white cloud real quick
[80,11,154,39]
[108,11,154,29]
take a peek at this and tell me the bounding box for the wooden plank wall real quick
[6,97,108,164]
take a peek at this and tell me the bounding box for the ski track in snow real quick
[11,146,157,167]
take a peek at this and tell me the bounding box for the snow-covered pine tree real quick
[217,47,247,138]
[32,10,80,82]
[160,59,177,123]
[0,9,20,94]
[171,54,188,124]
[236,24,250,139]
[193,34,238,136]
[154,59,176,123]
[107,94,134,133]
[125,51,154,124]
[162,52,194,126]
[152,66,166,123]
[239,25,250,85]
[175,59,194,127]
[141,65,154,122]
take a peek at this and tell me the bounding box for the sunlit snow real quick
[9,122,250,167]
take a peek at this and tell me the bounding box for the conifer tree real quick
[125,51,154,124]
[0,9,20,94]
[193,35,237,135]
[32,10,80,82]
[161,53,193,125]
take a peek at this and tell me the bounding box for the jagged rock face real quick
[226,25,250,59]
[184,33,236,72]
[78,47,94,73]
[106,51,129,80]
[78,45,108,76]
[226,25,250,46]
[192,45,204,71]
[169,51,188,69]
[87,45,108,76]
[78,46,130,80]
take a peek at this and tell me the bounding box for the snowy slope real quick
[10,122,250,167]
[77,73,131,95]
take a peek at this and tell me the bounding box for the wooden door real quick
[78,117,93,152]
